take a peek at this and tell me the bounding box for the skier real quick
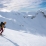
[0,22,6,35]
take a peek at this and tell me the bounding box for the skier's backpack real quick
[0,22,3,27]
[0,22,6,28]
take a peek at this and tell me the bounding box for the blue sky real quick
[19,1,46,12]
[40,2,46,8]
[0,0,46,12]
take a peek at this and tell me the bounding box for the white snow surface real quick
[0,11,46,46]
[0,28,46,46]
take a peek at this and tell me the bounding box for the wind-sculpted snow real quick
[0,15,16,22]
[0,11,46,36]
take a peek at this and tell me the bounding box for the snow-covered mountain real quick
[0,11,46,35]
[0,11,46,46]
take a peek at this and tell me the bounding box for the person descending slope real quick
[0,22,6,35]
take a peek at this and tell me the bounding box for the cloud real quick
[0,0,45,12]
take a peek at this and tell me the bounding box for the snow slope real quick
[0,28,46,46]
[0,11,46,46]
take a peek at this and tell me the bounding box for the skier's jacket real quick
[0,22,6,28]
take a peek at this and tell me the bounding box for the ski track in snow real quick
[1,36,19,46]
[0,36,16,46]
